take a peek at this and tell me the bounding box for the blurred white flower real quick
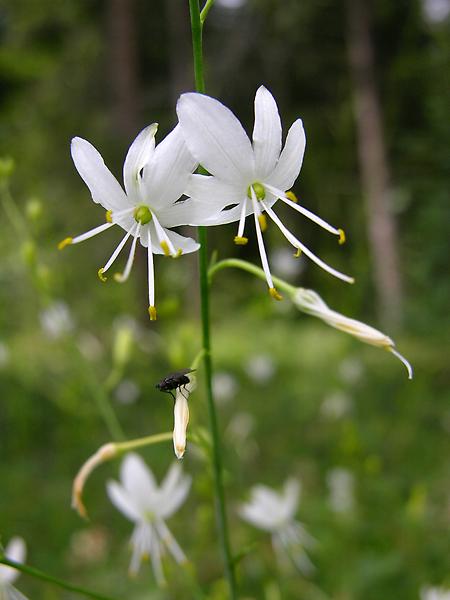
[320,391,353,420]
[0,342,10,369]
[61,124,200,320]
[39,301,74,339]
[216,0,247,9]
[422,0,450,23]
[245,354,276,384]
[239,479,315,574]
[270,246,304,279]
[326,468,355,514]
[113,380,140,405]
[68,527,109,567]
[0,536,28,600]
[338,357,364,384]
[213,371,238,404]
[107,453,191,586]
[77,332,104,361]
[421,586,450,600]
[177,86,353,299]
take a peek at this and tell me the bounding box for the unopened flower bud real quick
[291,288,413,378]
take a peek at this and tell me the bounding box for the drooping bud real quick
[291,287,413,378]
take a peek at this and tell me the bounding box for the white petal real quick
[186,174,243,207]
[106,480,142,522]
[0,538,26,585]
[269,119,306,191]
[120,453,158,512]
[238,501,274,532]
[156,197,219,228]
[123,123,158,198]
[281,479,300,520]
[155,520,187,564]
[0,583,30,600]
[159,469,192,518]
[71,137,131,211]
[252,86,282,178]
[146,227,199,255]
[177,93,255,184]
[142,125,197,210]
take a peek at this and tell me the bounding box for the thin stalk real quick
[188,1,237,597]
[209,258,296,295]
[0,558,117,600]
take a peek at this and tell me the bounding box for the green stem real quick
[0,558,117,600]
[114,431,172,453]
[209,258,297,295]
[200,0,215,24]
[188,1,237,598]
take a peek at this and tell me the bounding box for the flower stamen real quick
[58,237,73,250]
[250,188,280,299]
[234,197,249,245]
[261,200,354,283]
[285,190,298,203]
[147,228,156,320]
[114,224,141,283]
[98,226,136,282]
[266,183,342,238]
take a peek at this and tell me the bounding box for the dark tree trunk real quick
[108,0,140,137]
[346,0,403,329]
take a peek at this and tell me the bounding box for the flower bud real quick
[291,287,412,378]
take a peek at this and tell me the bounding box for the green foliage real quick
[0,0,448,598]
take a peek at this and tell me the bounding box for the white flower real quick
[421,587,450,600]
[177,86,353,299]
[239,479,315,574]
[0,536,28,600]
[61,124,200,320]
[107,453,191,585]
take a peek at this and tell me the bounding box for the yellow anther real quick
[173,248,183,258]
[58,237,73,250]
[105,210,113,223]
[286,190,298,203]
[160,240,170,257]
[269,287,283,301]
[258,214,267,232]
[148,306,157,321]
[234,236,248,245]
[113,273,123,282]
[293,247,302,258]
[97,268,107,282]
[338,228,346,245]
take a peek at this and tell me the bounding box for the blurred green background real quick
[0,0,449,598]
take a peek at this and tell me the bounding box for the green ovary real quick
[134,205,152,224]
[247,182,266,200]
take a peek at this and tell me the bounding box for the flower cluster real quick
[62,86,351,317]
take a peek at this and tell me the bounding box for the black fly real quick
[156,369,194,401]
